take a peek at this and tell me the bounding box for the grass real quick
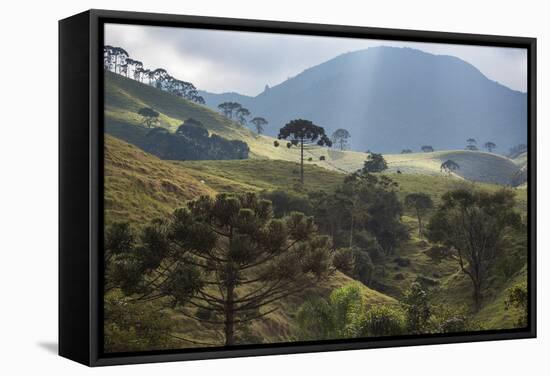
[104,135,215,225]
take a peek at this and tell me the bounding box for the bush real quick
[394,273,405,280]
[415,275,440,288]
[402,283,431,334]
[104,290,176,353]
[505,283,528,327]
[333,248,355,275]
[361,305,405,337]
[261,190,313,218]
[393,257,411,267]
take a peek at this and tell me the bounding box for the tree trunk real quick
[417,212,423,237]
[300,138,304,185]
[349,214,354,248]
[473,281,482,312]
[224,284,235,346]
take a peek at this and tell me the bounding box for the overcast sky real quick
[105,23,527,96]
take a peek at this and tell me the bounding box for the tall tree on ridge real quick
[276,119,332,185]
[250,117,268,134]
[331,129,351,150]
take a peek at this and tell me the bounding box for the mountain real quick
[202,46,527,154]
[105,71,523,186]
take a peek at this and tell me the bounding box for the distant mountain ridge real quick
[201,46,527,154]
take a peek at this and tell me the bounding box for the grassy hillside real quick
[104,135,215,225]
[105,72,522,186]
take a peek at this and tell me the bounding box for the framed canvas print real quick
[59,9,536,366]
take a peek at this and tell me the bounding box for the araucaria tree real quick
[331,129,351,150]
[275,119,332,184]
[427,189,521,310]
[236,107,251,125]
[106,192,333,346]
[250,117,268,134]
[362,153,388,173]
[484,141,496,153]
[137,107,160,128]
[404,193,434,237]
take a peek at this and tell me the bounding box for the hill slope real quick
[202,46,527,153]
[105,71,522,186]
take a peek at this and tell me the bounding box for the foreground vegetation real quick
[104,136,528,352]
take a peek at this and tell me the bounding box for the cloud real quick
[105,23,527,96]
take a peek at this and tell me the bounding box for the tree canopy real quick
[362,153,388,173]
[276,119,332,184]
[137,107,160,128]
[105,192,334,346]
[331,129,351,150]
[427,189,521,310]
[250,117,268,135]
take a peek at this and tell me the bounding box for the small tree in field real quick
[331,129,351,150]
[484,141,496,153]
[275,119,332,184]
[427,189,521,310]
[250,117,268,134]
[138,107,160,128]
[105,192,333,346]
[421,145,434,153]
[440,160,460,175]
[404,193,434,237]
[362,153,388,173]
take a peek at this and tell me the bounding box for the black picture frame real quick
[59,9,537,367]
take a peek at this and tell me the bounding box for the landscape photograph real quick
[102,23,529,353]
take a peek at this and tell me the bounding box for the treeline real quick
[217,101,269,135]
[110,111,249,161]
[103,46,205,104]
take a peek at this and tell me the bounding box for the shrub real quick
[402,283,431,334]
[505,283,528,327]
[361,305,405,337]
[393,257,411,267]
[333,248,355,275]
[394,273,405,280]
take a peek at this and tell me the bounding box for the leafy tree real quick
[260,190,313,218]
[427,189,521,310]
[401,149,413,154]
[275,119,332,184]
[421,145,434,153]
[440,159,460,175]
[250,117,268,134]
[105,192,333,346]
[176,119,209,139]
[404,193,434,236]
[401,282,431,334]
[466,138,477,147]
[331,129,351,150]
[137,107,160,128]
[362,153,388,173]
[484,141,496,152]
[344,173,407,255]
[504,283,528,327]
